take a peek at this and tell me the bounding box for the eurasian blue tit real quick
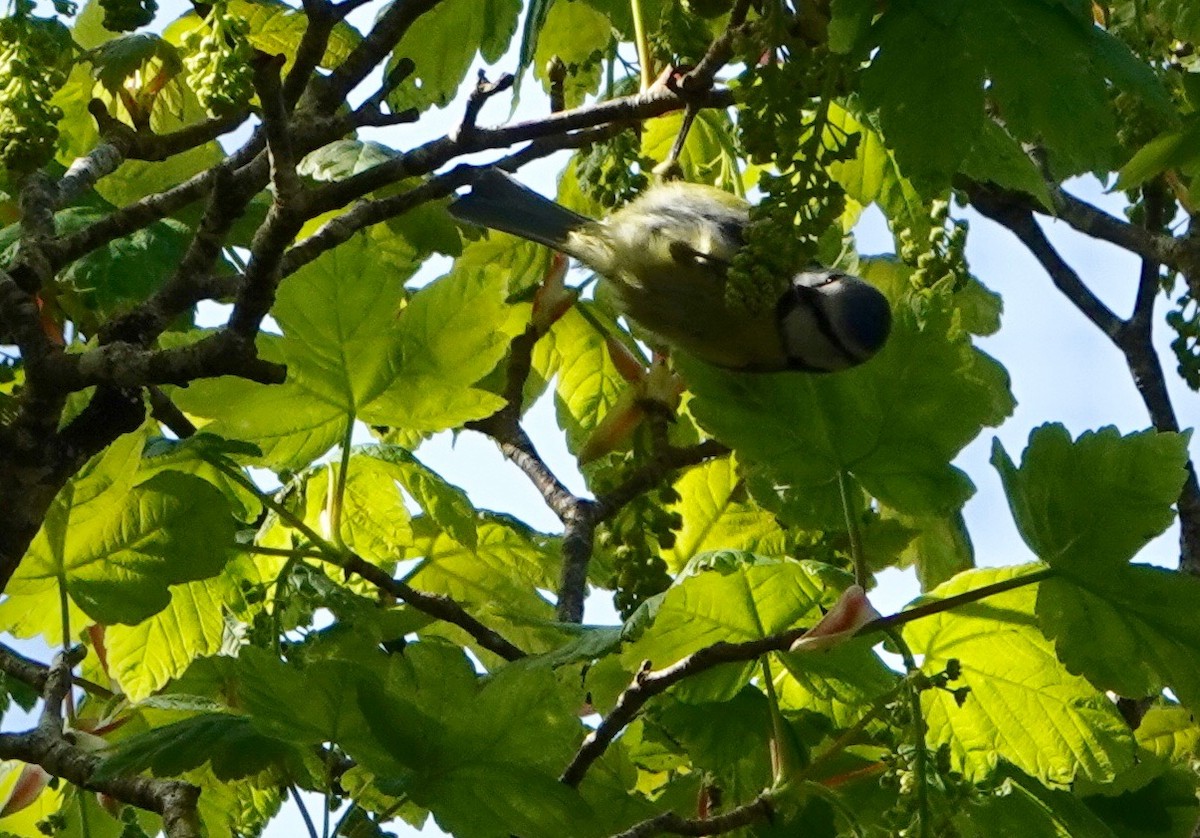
[448,169,892,372]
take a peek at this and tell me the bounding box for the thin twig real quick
[147,386,198,438]
[678,0,754,95]
[453,71,515,143]
[962,177,1200,299]
[593,441,729,521]
[206,455,529,661]
[289,784,320,838]
[37,647,84,732]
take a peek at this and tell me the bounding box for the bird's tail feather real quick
[448,169,591,252]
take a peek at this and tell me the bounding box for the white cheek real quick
[780,305,852,372]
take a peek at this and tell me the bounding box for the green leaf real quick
[828,0,875,54]
[385,0,522,113]
[64,472,236,624]
[903,566,1135,785]
[177,235,524,469]
[664,456,793,572]
[514,0,555,102]
[352,645,595,838]
[964,0,1118,175]
[359,445,477,550]
[1038,566,1200,712]
[174,338,345,470]
[993,425,1200,705]
[1136,706,1200,764]
[360,257,527,430]
[300,458,413,566]
[992,425,1190,571]
[235,648,375,746]
[0,211,196,333]
[961,120,1054,210]
[827,101,928,234]
[1077,703,1200,797]
[105,558,255,701]
[623,555,848,702]
[1087,27,1175,120]
[451,227,553,300]
[1160,0,1200,40]
[1117,115,1200,190]
[959,768,1121,837]
[299,139,398,180]
[877,508,975,591]
[140,435,263,522]
[653,687,773,795]
[1085,770,1200,838]
[542,303,628,456]
[684,259,1013,526]
[533,0,610,109]
[93,714,302,782]
[403,516,559,651]
[85,78,225,206]
[5,434,237,627]
[774,637,899,728]
[641,110,745,194]
[60,219,194,329]
[164,0,360,71]
[190,764,285,838]
[86,33,182,92]
[72,0,122,48]
[955,274,1005,338]
[298,141,463,258]
[860,5,985,187]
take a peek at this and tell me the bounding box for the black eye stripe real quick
[779,283,862,370]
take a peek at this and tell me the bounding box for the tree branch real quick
[610,793,773,838]
[53,142,125,208]
[101,170,248,347]
[281,0,336,108]
[967,182,1123,339]
[0,642,115,701]
[50,332,286,391]
[0,646,202,836]
[677,0,754,95]
[87,98,250,164]
[286,124,615,275]
[252,54,302,201]
[962,177,1200,299]
[0,729,202,837]
[967,180,1200,575]
[309,0,442,111]
[340,553,528,661]
[452,71,515,144]
[47,140,265,273]
[560,566,1055,787]
[308,85,733,217]
[594,441,730,522]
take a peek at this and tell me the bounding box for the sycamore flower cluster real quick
[727,47,857,314]
[0,13,72,176]
[181,2,255,117]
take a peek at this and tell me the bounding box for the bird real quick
[448,168,892,373]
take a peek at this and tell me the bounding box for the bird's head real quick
[777,271,892,372]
